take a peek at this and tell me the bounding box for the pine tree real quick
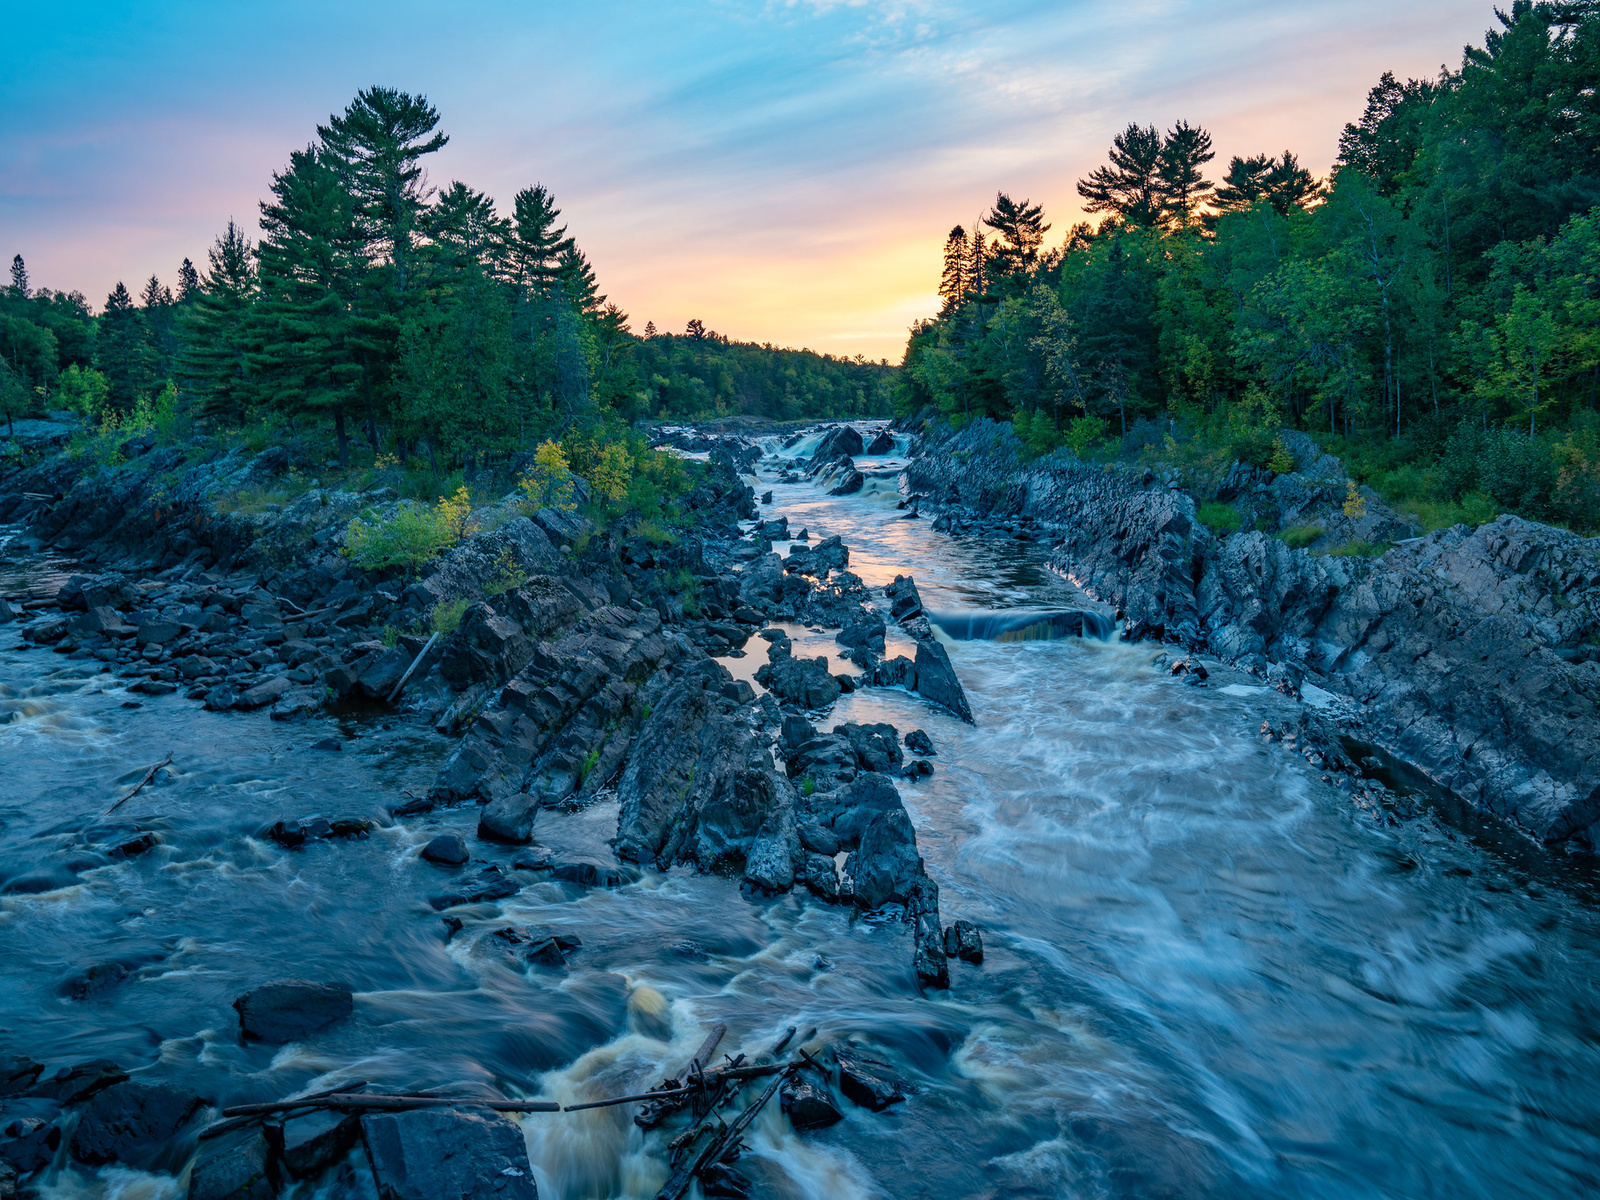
[1077,123,1166,227]
[317,86,448,296]
[511,184,572,297]
[10,254,27,298]
[938,225,969,313]
[968,223,988,298]
[1264,152,1318,214]
[1157,120,1215,228]
[984,195,1051,281]
[252,145,367,461]
[176,258,200,303]
[178,220,257,422]
[644,320,657,338]
[98,282,155,409]
[1212,154,1275,212]
[559,244,603,312]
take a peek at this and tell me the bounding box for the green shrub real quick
[343,488,476,571]
[482,549,528,597]
[430,597,470,635]
[628,517,677,546]
[1330,538,1387,557]
[1280,524,1322,550]
[800,777,815,797]
[1196,500,1242,533]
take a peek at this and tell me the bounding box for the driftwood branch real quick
[387,631,440,702]
[104,752,173,815]
[220,1092,559,1118]
[200,1080,368,1140]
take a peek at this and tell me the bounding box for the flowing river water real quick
[3,438,1600,1199]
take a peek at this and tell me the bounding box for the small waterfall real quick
[928,608,1116,642]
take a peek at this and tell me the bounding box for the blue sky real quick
[2,1,1490,359]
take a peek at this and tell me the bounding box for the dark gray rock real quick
[755,645,840,711]
[359,1106,538,1200]
[833,1048,904,1111]
[136,620,183,646]
[904,729,935,756]
[828,469,865,496]
[833,722,903,773]
[910,639,972,723]
[269,1108,359,1178]
[438,603,533,689]
[188,1125,275,1200]
[203,684,239,712]
[0,1107,61,1173]
[902,758,934,780]
[26,1060,127,1104]
[865,429,896,455]
[233,980,353,1043]
[69,1080,201,1169]
[235,676,291,710]
[477,794,541,844]
[429,866,519,910]
[797,822,840,856]
[799,852,841,901]
[805,771,902,847]
[0,1058,42,1099]
[843,806,923,909]
[944,919,984,963]
[812,425,864,461]
[421,834,469,865]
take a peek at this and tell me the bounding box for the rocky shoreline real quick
[898,416,1600,850]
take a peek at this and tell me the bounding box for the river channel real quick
[2,436,1598,1199]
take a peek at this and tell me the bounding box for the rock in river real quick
[233,979,354,1044]
[360,1106,538,1200]
[68,1079,201,1170]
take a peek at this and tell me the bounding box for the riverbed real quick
[3,439,1599,1199]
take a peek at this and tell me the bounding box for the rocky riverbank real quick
[0,429,994,1193]
[897,416,1600,850]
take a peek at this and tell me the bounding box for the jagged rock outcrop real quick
[907,417,1600,845]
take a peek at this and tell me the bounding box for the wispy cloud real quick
[1,0,1490,358]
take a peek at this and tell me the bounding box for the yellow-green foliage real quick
[1343,480,1367,519]
[483,549,529,597]
[519,440,578,511]
[430,597,471,635]
[56,365,110,421]
[593,442,634,502]
[344,488,477,571]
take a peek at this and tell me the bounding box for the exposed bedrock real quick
[906,417,1600,845]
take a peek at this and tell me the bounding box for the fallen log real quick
[220,1092,559,1117]
[200,1080,368,1140]
[386,630,440,702]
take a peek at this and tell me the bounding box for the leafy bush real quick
[1196,500,1242,532]
[343,490,472,571]
[1330,538,1387,557]
[482,549,529,597]
[430,597,470,635]
[519,439,577,512]
[1280,524,1322,549]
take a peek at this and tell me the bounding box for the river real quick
[2,434,1599,1199]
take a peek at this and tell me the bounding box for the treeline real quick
[0,87,881,464]
[903,0,1600,532]
[635,322,894,420]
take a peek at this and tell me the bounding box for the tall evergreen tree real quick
[178,221,257,422]
[559,243,603,312]
[10,255,28,298]
[98,282,155,410]
[511,184,572,297]
[1156,120,1215,228]
[984,194,1051,282]
[938,225,969,314]
[176,258,201,303]
[141,275,177,382]
[1077,123,1166,227]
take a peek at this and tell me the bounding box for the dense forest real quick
[0,88,889,470]
[903,0,1600,533]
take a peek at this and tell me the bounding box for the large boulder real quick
[69,1080,201,1170]
[438,603,532,688]
[833,722,903,773]
[911,639,973,723]
[843,806,923,909]
[233,980,353,1044]
[812,425,864,461]
[359,1106,538,1200]
[755,644,841,711]
[188,1125,275,1200]
[803,771,903,846]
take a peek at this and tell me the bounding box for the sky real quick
[2,0,1493,362]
